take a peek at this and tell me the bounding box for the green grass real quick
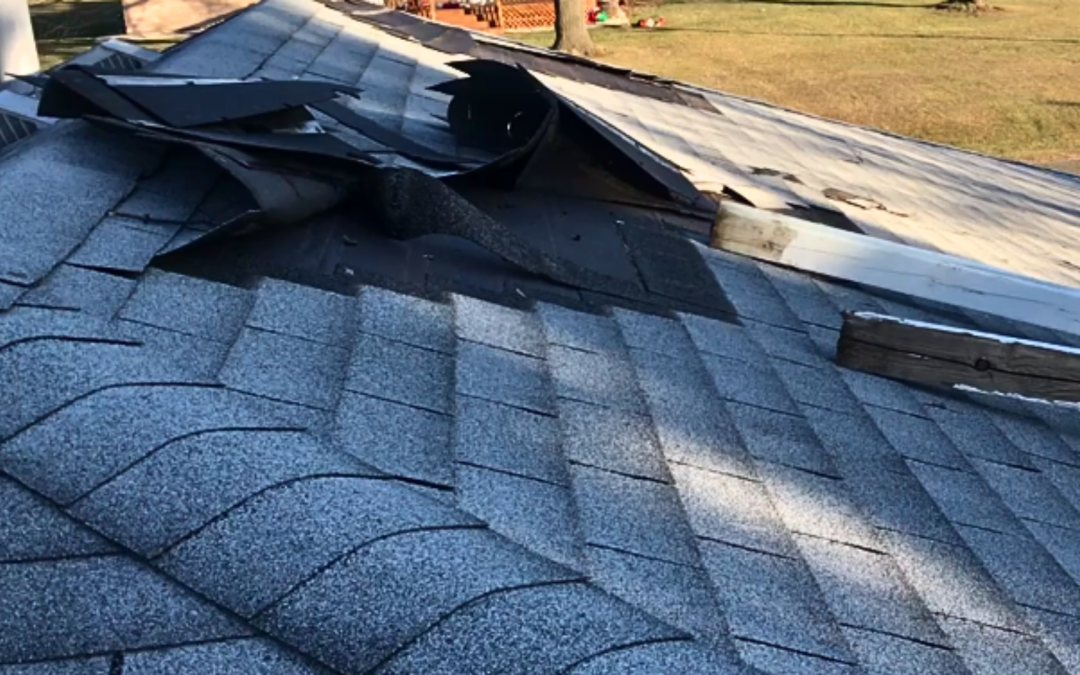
[513,0,1080,164]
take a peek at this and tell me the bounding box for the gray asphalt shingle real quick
[726,403,839,477]
[454,294,544,357]
[160,476,476,616]
[119,269,253,343]
[701,355,798,414]
[66,216,177,273]
[682,313,765,363]
[559,399,671,482]
[19,264,134,317]
[736,641,857,675]
[970,458,1080,531]
[568,640,747,675]
[865,407,968,470]
[548,344,647,414]
[940,615,1069,675]
[247,279,357,347]
[841,626,971,675]
[457,341,554,415]
[0,658,111,674]
[907,461,1027,536]
[452,395,568,485]
[0,478,112,563]
[123,638,328,675]
[347,332,453,413]
[538,303,623,354]
[0,556,247,663]
[221,327,351,409]
[925,405,1034,469]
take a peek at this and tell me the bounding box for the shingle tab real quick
[865,407,968,469]
[454,294,543,357]
[612,307,689,356]
[66,216,177,273]
[745,321,828,369]
[761,463,882,551]
[19,264,134,317]
[221,328,349,410]
[939,615,1069,675]
[346,332,452,413]
[559,400,671,482]
[358,286,453,352]
[548,344,647,414]
[71,429,374,556]
[841,626,970,675]
[699,540,851,661]
[569,640,747,675]
[120,269,253,343]
[907,461,1026,535]
[989,412,1080,467]
[456,341,554,415]
[0,657,111,675]
[160,476,476,616]
[956,524,1080,618]
[258,528,578,674]
[375,583,684,675]
[456,464,582,569]
[452,395,568,485]
[629,347,758,480]
[736,641,857,675]
[1025,520,1080,586]
[538,303,623,354]
[840,369,924,416]
[701,355,797,414]
[1023,606,1080,674]
[123,638,327,675]
[924,406,1033,469]
[795,536,946,645]
[970,458,1080,531]
[1,384,316,505]
[247,278,357,347]
[801,406,908,475]
[682,313,765,362]
[671,463,794,556]
[570,464,701,567]
[585,544,735,645]
[726,403,839,477]
[335,391,453,486]
[113,319,230,381]
[0,556,246,663]
[879,530,1026,631]
[0,478,112,563]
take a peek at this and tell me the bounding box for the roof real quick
[5,1,1080,673]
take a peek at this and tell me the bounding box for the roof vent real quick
[0,111,37,149]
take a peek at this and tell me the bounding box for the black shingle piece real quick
[971,458,1080,531]
[1023,606,1080,673]
[612,307,691,356]
[570,464,701,567]
[744,321,829,369]
[1,385,317,505]
[123,638,328,675]
[257,528,578,674]
[682,313,766,363]
[956,524,1080,619]
[988,412,1080,467]
[375,582,685,675]
[670,463,795,557]
[0,339,209,441]
[559,400,671,482]
[757,262,846,330]
[864,407,968,470]
[801,406,908,475]
[585,544,736,647]
[457,341,555,415]
[454,294,544,357]
[548,345,647,414]
[840,626,971,675]
[538,302,624,354]
[698,540,852,661]
[773,360,862,416]
[120,269,253,343]
[453,395,568,485]
[247,278,358,348]
[906,461,1027,536]
[924,406,1034,469]
[347,332,453,413]
[837,458,964,547]
[0,556,247,664]
[67,216,178,273]
[19,264,133,317]
[726,403,840,477]
[701,355,798,415]
[878,530,1026,632]
[113,319,230,381]
[335,391,453,486]
[0,477,112,563]
[939,615,1069,675]
[736,640,857,675]
[456,464,583,569]
[761,462,882,551]
[0,657,110,674]
[839,369,924,416]
[160,475,477,617]
[71,429,375,556]
[569,639,748,675]
[358,285,454,353]
[221,327,350,410]
[629,347,758,480]
[795,536,947,646]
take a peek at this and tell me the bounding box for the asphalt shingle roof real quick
[6,0,1080,673]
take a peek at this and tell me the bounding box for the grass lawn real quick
[515,0,1080,165]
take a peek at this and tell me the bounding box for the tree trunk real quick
[553,0,594,56]
[0,0,39,82]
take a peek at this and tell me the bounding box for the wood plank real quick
[710,201,1080,336]
[838,311,1080,402]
